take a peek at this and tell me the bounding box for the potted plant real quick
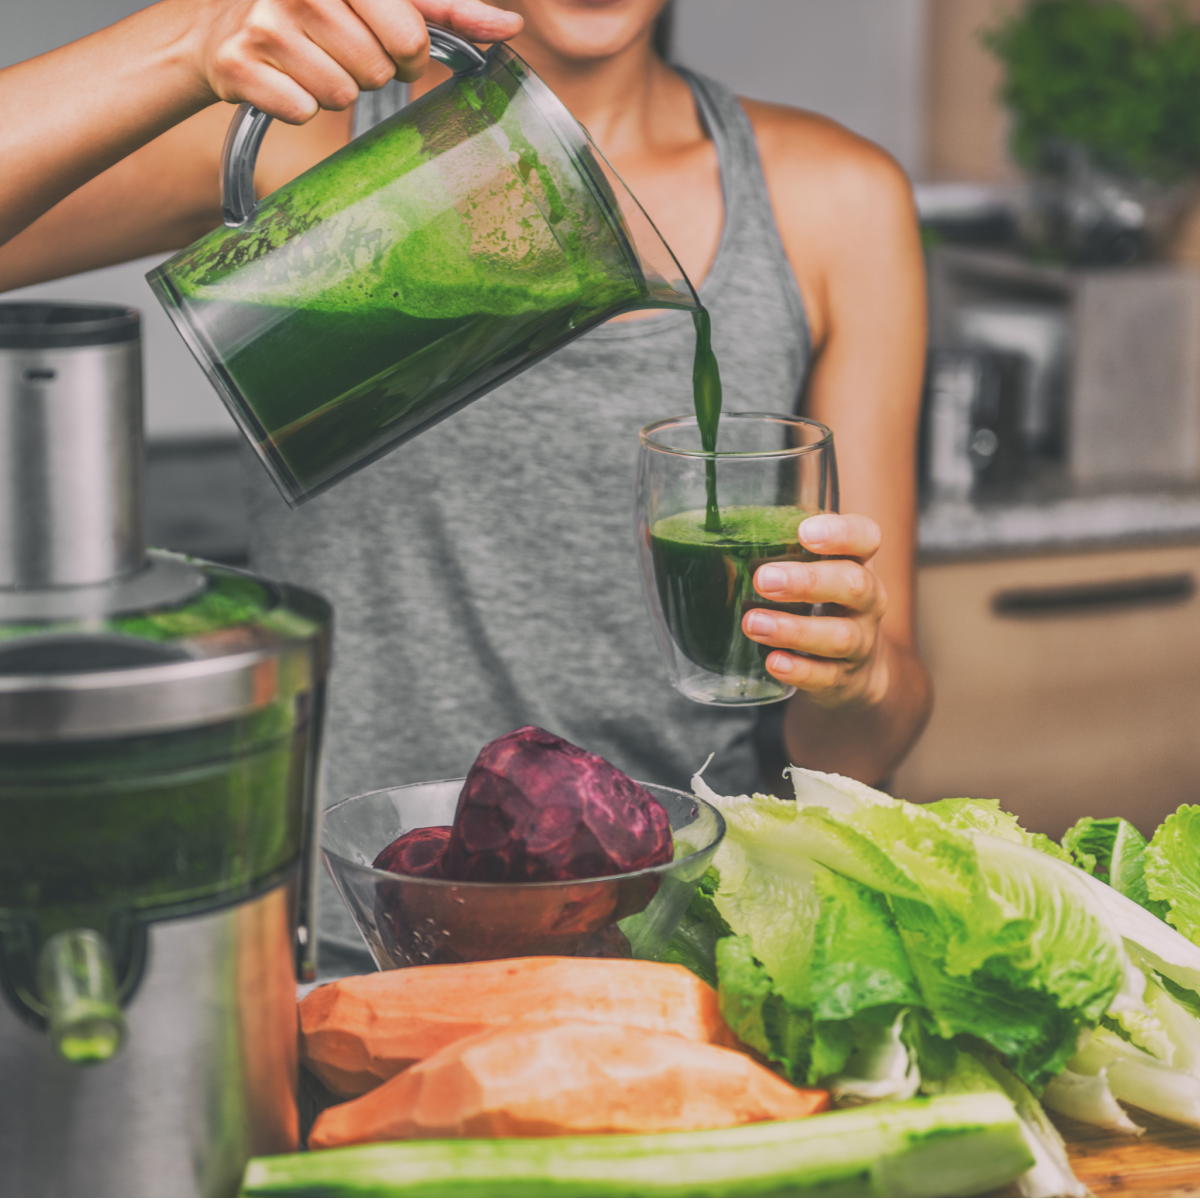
[987,0,1200,263]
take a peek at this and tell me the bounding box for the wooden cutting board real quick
[1056,1109,1200,1197]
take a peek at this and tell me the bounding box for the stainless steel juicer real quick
[0,301,331,1196]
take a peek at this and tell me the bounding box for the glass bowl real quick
[321,779,725,969]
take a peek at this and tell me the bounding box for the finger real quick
[798,513,881,563]
[216,10,366,111]
[743,609,873,663]
[210,58,321,123]
[345,0,431,81]
[753,558,885,615]
[297,0,402,91]
[261,32,365,109]
[411,0,525,41]
[764,649,847,693]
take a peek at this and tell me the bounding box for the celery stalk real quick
[241,1095,1031,1198]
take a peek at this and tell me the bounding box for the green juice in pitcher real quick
[151,59,678,504]
[650,505,813,679]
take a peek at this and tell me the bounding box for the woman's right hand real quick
[0,0,522,265]
[190,0,523,124]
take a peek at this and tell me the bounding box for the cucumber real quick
[241,1093,1032,1197]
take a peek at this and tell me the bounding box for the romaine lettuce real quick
[685,767,1200,1145]
[1062,815,1166,916]
[1146,805,1200,945]
[928,797,1074,865]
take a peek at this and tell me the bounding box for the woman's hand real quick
[0,0,523,254]
[191,0,524,123]
[743,513,890,710]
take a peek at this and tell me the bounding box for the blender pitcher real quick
[148,27,698,507]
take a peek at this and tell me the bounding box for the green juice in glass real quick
[650,504,813,681]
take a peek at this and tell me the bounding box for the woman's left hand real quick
[742,512,890,709]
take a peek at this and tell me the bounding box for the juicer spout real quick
[37,928,126,1065]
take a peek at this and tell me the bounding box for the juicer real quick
[0,301,331,1196]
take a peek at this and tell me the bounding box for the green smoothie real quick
[650,505,813,679]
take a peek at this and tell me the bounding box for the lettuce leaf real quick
[659,869,729,989]
[798,805,1126,1086]
[1146,805,1200,945]
[702,808,921,1085]
[927,797,1074,865]
[1062,815,1167,918]
[1071,1027,1200,1129]
[830,1012,921,1104]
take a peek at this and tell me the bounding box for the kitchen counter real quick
[919,478,1200,562]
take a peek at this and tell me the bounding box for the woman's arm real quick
[0,0,522,284]
[745,102,933,786]
[0,105,354,291]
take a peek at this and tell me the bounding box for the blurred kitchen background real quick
[8,0,1200,836]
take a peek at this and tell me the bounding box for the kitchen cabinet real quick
[893,540,1200,838]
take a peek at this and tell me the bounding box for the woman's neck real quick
[508,29,670,157]
[410,32,688,167]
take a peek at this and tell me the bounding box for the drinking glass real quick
[636,412,838,706]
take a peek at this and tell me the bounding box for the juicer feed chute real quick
[0,302,331,1197]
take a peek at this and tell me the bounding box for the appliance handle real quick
[220,24,487,227]
[992,572,1196,618]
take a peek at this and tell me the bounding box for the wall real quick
[1,0,234,439]
[672,0,929,178]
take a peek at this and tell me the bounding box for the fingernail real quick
[757,565,787,592]
[801,515,833,544]
[746,611,777,636]
[767,651,792,674]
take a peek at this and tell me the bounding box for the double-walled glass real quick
[637,413,838,707]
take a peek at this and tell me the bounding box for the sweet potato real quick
[307,1020,829,1148]
[300,957,738,1099]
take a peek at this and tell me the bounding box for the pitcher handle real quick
[220,24,488,227]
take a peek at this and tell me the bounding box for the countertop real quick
[919,475,1200,563]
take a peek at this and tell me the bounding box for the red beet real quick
[444,726,674,884]
[373,826,452,879]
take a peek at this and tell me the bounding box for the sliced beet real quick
[444,726,673,884]
[373,826,452,879]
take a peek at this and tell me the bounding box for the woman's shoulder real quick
[735,98,921,348]
[739,97,915,217]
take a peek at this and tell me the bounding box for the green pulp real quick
[0,567,317,647]
[650,505,812,678]
[161,67,657,501]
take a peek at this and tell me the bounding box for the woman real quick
[0,0,931,971]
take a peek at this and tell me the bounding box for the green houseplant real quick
[987,0,1200,261]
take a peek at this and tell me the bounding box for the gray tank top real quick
[244,70,812,968]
